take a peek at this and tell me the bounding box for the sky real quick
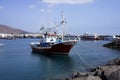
[0,0,120,35]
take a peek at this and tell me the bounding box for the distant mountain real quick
[0,24,29,34]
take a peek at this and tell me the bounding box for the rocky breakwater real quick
[65,58,120,80]
[103,39,120,49]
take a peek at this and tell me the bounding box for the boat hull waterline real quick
[31,41,77,55]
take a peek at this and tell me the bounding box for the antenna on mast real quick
[40,25,45,34]
[61,11,66,25]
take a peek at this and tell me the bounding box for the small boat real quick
[104,35,119,41]
[30,14,79,55]
[81,32,100,40]
[0,43,4,46]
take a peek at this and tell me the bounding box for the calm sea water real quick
[0,39,120,80]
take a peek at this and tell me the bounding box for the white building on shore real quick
[0,33,14,39]
[0,33,43,39]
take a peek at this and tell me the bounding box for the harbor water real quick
[0,39,120,80]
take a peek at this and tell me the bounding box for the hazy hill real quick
[0,24,29,34]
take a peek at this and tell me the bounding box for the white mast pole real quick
[61,11,65,41]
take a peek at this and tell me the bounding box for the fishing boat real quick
[30,14,79,55]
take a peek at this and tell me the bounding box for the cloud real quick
[40,9,52,13]
[41,0,95,4]
[28,4,36,9]
[0,6,4,10]
[48,4,54,8]
[40,9,45,12]
[39,0,96,13]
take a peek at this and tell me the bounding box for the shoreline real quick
[103,39,120,50]
[64,58,120,80]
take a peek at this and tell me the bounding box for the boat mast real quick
[61,12,66,41]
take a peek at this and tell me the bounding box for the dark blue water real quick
[0,39,120,80]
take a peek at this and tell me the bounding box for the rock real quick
[89,66,106,80]
[86,75,102,80]
[100,66,120,80]
[103,39,120,49]
[67,72,101,80]
[72,72,89,78]
[66,58,120,80]
[71,72,79,78]
[106,58,120,66]
[108,69,120,80]
[67,65,120,80]
[89,65,120,80]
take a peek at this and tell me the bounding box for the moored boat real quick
[31,40,76,55]
[81,32,100,40]
[30,14,79,55]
